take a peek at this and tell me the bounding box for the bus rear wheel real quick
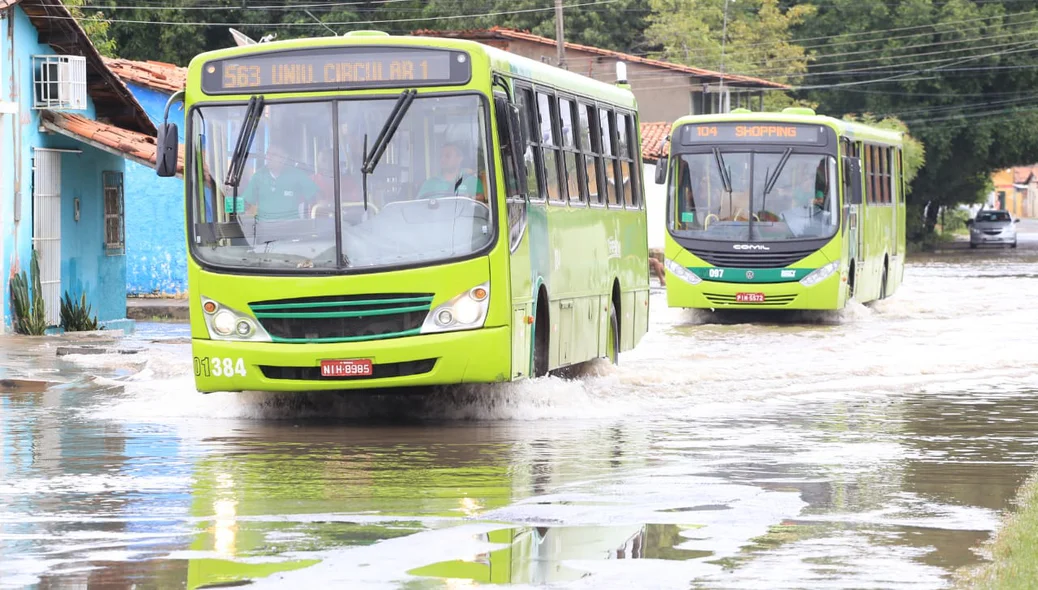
[607,300,619,365]
[533,297,549,378]
[880,263,888,300]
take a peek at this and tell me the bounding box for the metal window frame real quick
[31,55,88,111]
[102,170,125,256]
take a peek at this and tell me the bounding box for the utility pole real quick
[719,0,732,113]
[555,0,566,68]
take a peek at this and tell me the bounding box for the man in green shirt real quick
[417,142,486,203]
[240,145,319,221]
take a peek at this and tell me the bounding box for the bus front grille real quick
[689,248,817,269]
[259,359,437,381]
[703,293,798,306]
[248,293,434,343]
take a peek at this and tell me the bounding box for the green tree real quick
[795,0,1038,236]
[64,0,117,57]
[645,0,815,85]
[103,0,650,66]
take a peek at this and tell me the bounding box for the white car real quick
[969,209,1018,248]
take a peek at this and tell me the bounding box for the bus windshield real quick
[668,151,838,242]
[188,93,492,272]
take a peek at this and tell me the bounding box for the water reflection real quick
[3,251,1038,588]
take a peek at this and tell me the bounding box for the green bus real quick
[155,31,649,393]
[653,107,905,310]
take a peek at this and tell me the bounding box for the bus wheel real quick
[533,295,549,378]
[847,263,856,301]
[880,262,889,300]
[607,300,619,365]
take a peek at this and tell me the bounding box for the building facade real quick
[0,0,168,332]
[103,58,187,295]
[990,166,1037,219]
[411,27,788,124]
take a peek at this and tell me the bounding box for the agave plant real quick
[10,249,48,335]
[60,290,100,332]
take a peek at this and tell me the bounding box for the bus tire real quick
[847,262,856,301]
[607,299,619,365]
[880,261,888,300]
[533,291,549,378]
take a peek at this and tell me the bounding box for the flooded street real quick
[3,238,1038,589]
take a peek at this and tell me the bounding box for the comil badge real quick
[746,271,755,280]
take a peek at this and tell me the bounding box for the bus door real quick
[844,139,864,285]
[495,86,533,378]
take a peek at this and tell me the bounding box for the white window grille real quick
[103,171,125,256]
[32,55,87,111]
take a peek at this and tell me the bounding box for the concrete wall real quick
[122,82,186,295]
[643,163,666,250]
[0,5,128,328]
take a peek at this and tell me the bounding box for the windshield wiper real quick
[760,147,793,216]
[360,89,417,212]
[224,95,265,190]
[712,148,734,219]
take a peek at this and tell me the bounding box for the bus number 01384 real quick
[193,356,247,377]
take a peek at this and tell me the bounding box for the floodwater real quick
[2,240,1038,589]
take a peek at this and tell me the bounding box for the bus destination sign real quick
[201,47,471,94]
[681,122,829,146]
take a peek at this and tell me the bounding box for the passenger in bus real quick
[240,144,320,221]
[311,150,361,217]
[781,160,831,236]
[417,141,486,202]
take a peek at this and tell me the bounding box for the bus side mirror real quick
[654,155,668,185]
[156,123,179,178]
[843,156,862,205]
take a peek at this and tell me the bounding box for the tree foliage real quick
[645,0,816,86]
[64,0,117,57]
[100,0,649,67]
[794,0,1038,233]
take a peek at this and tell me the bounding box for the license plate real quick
[736,292,766,303]
[320,359,373,377]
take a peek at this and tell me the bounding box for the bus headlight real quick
[799,261,840,287]
[200,296,271,342]
[422,283,490,334]
[664,258,702,285]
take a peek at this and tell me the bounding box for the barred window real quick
[103,171,125,255]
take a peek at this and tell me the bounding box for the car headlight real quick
[421,283,490,334]
[799,261,840,287]
[200,296,272,342]
[664,258,702,285]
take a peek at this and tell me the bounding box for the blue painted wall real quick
[60,150,128,322]
[123,82,186,295]
[1,5,130,329]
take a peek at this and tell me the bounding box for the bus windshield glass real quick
[668,151,838,242]
[188,93,492,271]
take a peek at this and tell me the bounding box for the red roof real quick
[1013,166,1038,184]
[640,122,671,162]
[411,27,788,89]
[41,111,185,178]
[103,58,187,94]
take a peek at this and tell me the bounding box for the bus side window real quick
[600,108,621,206]
[580,103,602,204]
[537,91,563,202]
[518,87,545,202]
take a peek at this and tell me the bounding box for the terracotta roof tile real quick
[41,111,185,177]
[103,57,188,94]
[411,27,788,89]
[640,121,671,162]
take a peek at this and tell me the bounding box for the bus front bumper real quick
[190,326,512,392]
[665,270,846,310]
